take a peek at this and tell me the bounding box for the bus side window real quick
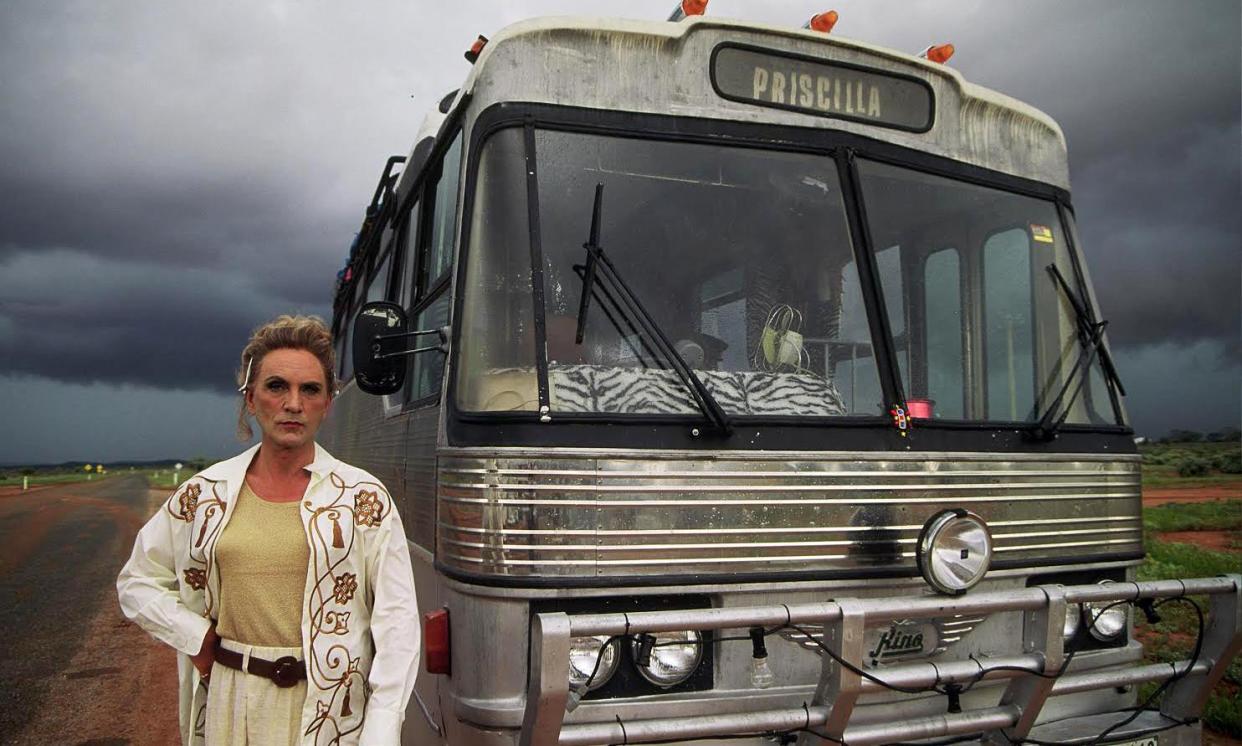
[422,134,462,292]
[923,248,964,418]
[407,131,463,404]
[340,277,366,382]
[333,313,349,381]
[394,200,420,310]
[366,246,393,304]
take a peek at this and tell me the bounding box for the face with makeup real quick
[244,348,333,452]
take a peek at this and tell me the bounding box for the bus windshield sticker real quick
[1030,224,1055,243]
[711,44,934,132]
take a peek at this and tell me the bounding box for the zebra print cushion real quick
[548,364,846,416]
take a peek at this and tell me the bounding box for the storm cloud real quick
[0,0,1237,459]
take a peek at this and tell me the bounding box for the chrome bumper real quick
[519,576,1241,745]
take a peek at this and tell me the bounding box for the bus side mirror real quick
[353,302,409,395]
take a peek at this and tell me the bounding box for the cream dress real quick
[205,482,309,745]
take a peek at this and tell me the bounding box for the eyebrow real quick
[263,376,325,389]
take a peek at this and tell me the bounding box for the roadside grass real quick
[0,472,112,488]
[1138,509,1242,738]
[1142,499,1242,534]
[1142,469,1241,490]
[1141,441,1242,489]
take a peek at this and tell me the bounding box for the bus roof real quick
[451,15,1070,190]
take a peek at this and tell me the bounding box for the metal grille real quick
[437,450,1142,578]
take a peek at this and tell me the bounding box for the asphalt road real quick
[0,475,180,745]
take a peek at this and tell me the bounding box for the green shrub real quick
[1203,690,1242,738]
[1176,457,1210,477]
[1214,449,1242,474]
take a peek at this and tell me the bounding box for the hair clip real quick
[237,357,253,393]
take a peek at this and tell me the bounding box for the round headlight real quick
[632,630,703,688]
[917,510,993,595]
[1086,582,1128,641]
[1063,603,1083,641]
[568,635,620,691]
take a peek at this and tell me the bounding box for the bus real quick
[323,7,1240,745]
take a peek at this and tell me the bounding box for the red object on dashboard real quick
[907,398,935,419]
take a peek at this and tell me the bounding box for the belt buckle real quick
[270,656,301,688]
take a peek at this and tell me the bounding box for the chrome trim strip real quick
[440,446,1143,462]
[439,515,1140,537]
[436,452,1140,578]
[438,559,1142,600]
[440,491,1135,506]
[441,467,1137,478]
[437,528,1139,552]
[440,480,1134,492]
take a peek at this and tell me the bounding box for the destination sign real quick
[711,44,935,132]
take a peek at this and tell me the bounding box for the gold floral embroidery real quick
[306,475,391,742]
[183,567,206,590]
[333,573,357,605]
[324,610,350,634]
[353,489,384,527]
[177,483,201,522]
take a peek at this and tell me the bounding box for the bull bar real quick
[519,576,1241,745]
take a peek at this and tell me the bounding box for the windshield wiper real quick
[1049,264,1126,397]
[572,183,732,436]
[1030,264,1126,440]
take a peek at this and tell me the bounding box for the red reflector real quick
[682,0,708,16]
[807,11,838,33]
[424,608,450,675]
[923,43,955,64]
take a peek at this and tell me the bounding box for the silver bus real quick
[323,10,1240,746]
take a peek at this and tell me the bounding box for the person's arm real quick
[116,496,214,668]
[358,504,421,745]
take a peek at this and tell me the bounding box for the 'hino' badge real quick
[864,621,937,666]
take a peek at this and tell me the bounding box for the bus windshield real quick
[854,159,1120,426]
[455,127,1122,427]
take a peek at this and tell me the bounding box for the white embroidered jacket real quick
[117,443,420,745]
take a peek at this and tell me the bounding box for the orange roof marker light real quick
[464,34,489,64]
[920,43,955,64]
[668,0,708,22]
[804,10,839,34]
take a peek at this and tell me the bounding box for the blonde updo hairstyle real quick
[236,315,337,441]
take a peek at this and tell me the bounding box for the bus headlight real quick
[917,509,993,595]
[568,635,620,691]
[632,630,703,687]
[1086,582,1128,641]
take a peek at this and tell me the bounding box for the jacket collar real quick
[199,442,339,485]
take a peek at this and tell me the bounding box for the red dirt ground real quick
[1142,483,1242,506]
[1157,529,1241,553]
[1143,482,1241,553]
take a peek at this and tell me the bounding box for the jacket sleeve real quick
[116,496,212,657]
[358,502,421,746]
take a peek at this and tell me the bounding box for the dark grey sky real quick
[1,0,1238,463]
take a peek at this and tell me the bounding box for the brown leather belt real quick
[214,642,306,688]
